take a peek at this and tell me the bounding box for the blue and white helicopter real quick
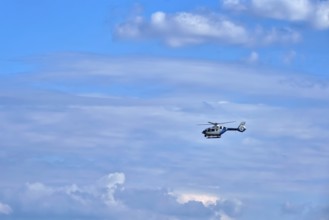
[200,121,246,138]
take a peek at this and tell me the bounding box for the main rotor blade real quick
[218,121,236,124]
[198,121,236,126]
[208,121,236,125]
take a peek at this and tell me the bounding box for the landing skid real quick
[206,136,221,138]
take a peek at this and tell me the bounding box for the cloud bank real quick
[1,54,328,220]
[1,172,244,220]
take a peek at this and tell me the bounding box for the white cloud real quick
[246,51,259,63]
[223,0,329,30]
[216,211,236,220]
[116,11,250,47]
[22,172,125,210]
[3,172,245,219]
[115,9,304,47]
[115,15,144,39]
[115,1,329,47]
[172,191,219,206]
[313,1,329,29]
[116,188,243,219]
[0,202,12,215]
[281,201,308,215]
[251,0,312,21]
[283,50,297,64]
[171,191,243,219]
[281,202,329,220]
[260,27,301,45]
[25,182,54,199]
[151,11,166,25]
[114,1,329,47]
[222,0,247,11]
[98,172,125,206]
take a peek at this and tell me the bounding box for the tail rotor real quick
[238,122,246,132]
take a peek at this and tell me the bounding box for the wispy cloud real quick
[246,51,259,63]
[49,54,329,100]
[281,201,329,220]
[0,202,12,215]
[114,10,301,47]
[222,0,329,30]
[23,173,125,207]
[251,0,313,21]
[114,11,249,47]
[1,54,329,149]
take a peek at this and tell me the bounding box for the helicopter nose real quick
[202,130,206,134]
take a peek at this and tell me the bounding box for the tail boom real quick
[227,122,246,132]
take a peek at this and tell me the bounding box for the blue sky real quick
[0,0,329,219]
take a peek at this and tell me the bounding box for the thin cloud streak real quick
[27,54,329,100]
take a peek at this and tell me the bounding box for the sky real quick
[0,0,329,219]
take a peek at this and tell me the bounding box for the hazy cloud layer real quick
[0,54,328,219]
[1,0,329,219]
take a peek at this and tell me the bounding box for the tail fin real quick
[238,122,246,132]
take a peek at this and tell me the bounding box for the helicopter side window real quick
[211,129,215,132]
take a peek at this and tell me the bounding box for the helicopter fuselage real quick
[202,126,226,138]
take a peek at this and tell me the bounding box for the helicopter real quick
[199,121,246,138]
